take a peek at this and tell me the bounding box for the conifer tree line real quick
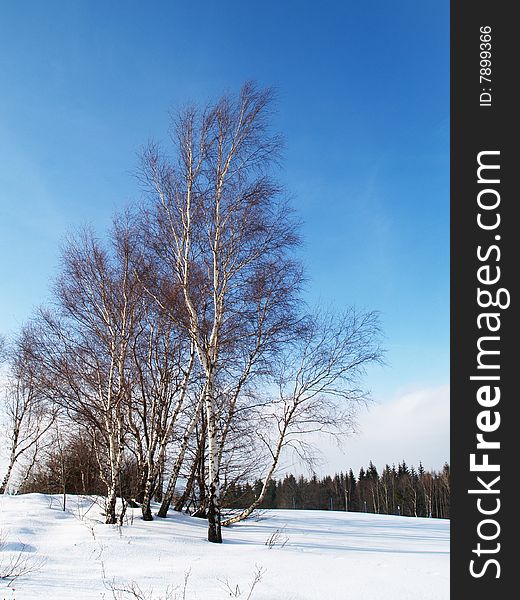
[223,461,450,519]
[0,83,387,543]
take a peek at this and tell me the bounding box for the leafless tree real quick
[0,335,55,494]
[7,82,384,545]
[24,218,145,523]
[126,300,197,520]
[155,385,205,518]
[223,309,383,526]
[140,82,303,542]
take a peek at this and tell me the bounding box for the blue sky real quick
[0,1,449,472]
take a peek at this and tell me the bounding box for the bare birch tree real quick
[140,81,303,542]
[0,339,54,494]
[223,309,383,526]
[127,303,197,520]
[25,219,145,523]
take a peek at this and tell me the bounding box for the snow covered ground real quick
[0,494,449,600]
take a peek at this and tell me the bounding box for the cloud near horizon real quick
[308,384,450,475]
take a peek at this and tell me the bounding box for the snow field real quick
[0,494,449,600]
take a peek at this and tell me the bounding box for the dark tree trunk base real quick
[207,498,222,543]
[105,496,117,524]
[157,505,168,518]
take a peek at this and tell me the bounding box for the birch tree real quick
[0,337,54,494]
[127,303,197,520]
[140,81,303,542]
[26,219,144,523]
[223,309,383,526]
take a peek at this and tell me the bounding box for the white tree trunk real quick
[157,393,204,518]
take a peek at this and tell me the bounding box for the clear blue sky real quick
[0,1,449,471]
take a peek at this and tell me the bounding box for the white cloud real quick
[295,384,450,476]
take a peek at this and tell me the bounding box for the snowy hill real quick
[0,494,449,600]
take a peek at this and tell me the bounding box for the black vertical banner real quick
[451,1,517,596]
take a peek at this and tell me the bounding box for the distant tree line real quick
[223,461,450,519]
